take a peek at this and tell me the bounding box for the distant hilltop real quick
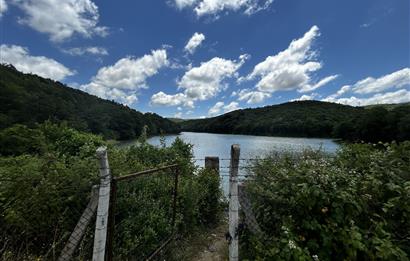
[178,100,410,142]
[0,64,180,140]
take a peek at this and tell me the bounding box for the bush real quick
[0,124,46,156]
[0,124,223,259]
[196,168,224,226]
[241,142,410,260]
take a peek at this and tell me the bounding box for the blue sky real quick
[1,0,409,118]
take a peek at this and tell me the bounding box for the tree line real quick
[0,64,180,140]
[181,100,410,143]
[1,63,409,143]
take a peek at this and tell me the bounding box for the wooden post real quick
[229,144,240,261]
[93,147,111,261]
[205,156,219,175]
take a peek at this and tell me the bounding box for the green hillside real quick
[181,100,410,142]
[364,102,410,110]
[0,64,180,140]
[181,101,364,138]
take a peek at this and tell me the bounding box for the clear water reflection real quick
[122,132,340,195]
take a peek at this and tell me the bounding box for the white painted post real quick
[92,147,111,261]
[229,144,240,261]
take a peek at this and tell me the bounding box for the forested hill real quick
[181,101,362,138]
[180,100,410,141]
[0,64,180,140]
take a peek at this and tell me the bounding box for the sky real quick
[0,0,409,119]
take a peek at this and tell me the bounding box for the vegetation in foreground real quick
[241,142,410,260]
[0,123,223,260]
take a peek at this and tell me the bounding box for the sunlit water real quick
[121,132,340,195]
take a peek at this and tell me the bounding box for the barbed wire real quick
[193,158,261,161]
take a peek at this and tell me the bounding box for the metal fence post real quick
[229,144,240,261]
[205,156,220,175]
[93,147,111,261]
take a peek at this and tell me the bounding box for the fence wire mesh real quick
[110,165,178,260]
[0,176,97,261]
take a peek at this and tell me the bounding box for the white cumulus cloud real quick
[208,101,224,115]
[174,0,197,9]
[11,0,108,42]
[236,89,272,104]
[324,89,410,106]
[150,92,194,108]
[240,26,338,103]
[82,49,168,105]
[0,44,74,80]
[292,93,319,101]
[325,85,351,100]
[352,68,410,94]
[323,68,410,104]
[173,0,273,17]
[180,56,247,100]
[300,74,339,93]
[151,55,248,108]
[63,46,108,56]
[0,0,8,17]
[184,32,205,54]
[224,101,241,112]
[208,101,241,116]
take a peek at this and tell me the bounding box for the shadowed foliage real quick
[0,64,180,140]
[181,100,410,142]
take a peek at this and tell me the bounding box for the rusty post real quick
[205,156,220,175]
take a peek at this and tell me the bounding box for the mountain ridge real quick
[0,64,180,140]
[180,100,410,140]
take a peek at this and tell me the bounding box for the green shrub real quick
[0,124,46,156]
[241,142,410,260]
[196,168,224,226]
[0,125,223,259]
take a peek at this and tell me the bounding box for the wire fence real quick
[0,177,97,261]
[109,164,179,260]
[0,152,263,260]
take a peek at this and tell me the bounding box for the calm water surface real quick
[122,132,340,195]
[146,132,339,159]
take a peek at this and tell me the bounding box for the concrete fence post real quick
[92,147,111,261]
[229,144,240,261]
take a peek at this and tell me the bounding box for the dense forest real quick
[181,101,364,137]
[334,105,410,142]
[0,64,180,140]
[181,101,410,142]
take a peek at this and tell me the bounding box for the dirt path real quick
[192,223,228,261]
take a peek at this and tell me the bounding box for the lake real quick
[122,132,340,195]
